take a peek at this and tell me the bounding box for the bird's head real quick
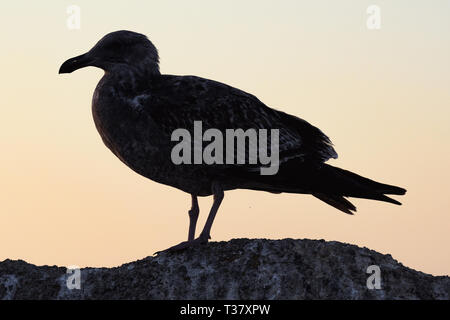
[59,30,160,76]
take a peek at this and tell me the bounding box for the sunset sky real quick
[1,1,449,276]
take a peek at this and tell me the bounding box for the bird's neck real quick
[105,62,160,93]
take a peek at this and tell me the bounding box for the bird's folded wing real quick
[140,75,338,168]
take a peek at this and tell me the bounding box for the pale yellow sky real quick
[0,1,449,275]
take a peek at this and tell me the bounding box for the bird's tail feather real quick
[327,165,406,196]
[238,161,406,214]
[311,164,406,213]
[313,193,357,215]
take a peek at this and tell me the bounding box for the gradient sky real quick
[1,1,449,275]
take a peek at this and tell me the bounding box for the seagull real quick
[59,30,406,252]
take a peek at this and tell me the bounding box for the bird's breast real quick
[91,78,196,191]
[92,81,158,162]
[89,75,220,196]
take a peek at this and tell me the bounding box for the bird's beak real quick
[59,53,94,74]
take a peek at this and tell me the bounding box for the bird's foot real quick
[155,233,210,255]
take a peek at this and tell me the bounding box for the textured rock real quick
[0,238,448,299]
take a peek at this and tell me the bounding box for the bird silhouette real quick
[59,30,406,252]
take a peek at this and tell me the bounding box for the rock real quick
[0,238,448,299]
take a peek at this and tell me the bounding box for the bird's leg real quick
[188,194,199,241]
[196,182,224,243]
[155,182,224,254]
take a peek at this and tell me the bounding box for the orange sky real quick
[1,1,449,275]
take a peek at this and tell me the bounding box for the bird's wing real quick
[142,75,337,167]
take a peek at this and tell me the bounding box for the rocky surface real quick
[0,238,448,299]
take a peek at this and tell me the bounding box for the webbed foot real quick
[155,233,210,255]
